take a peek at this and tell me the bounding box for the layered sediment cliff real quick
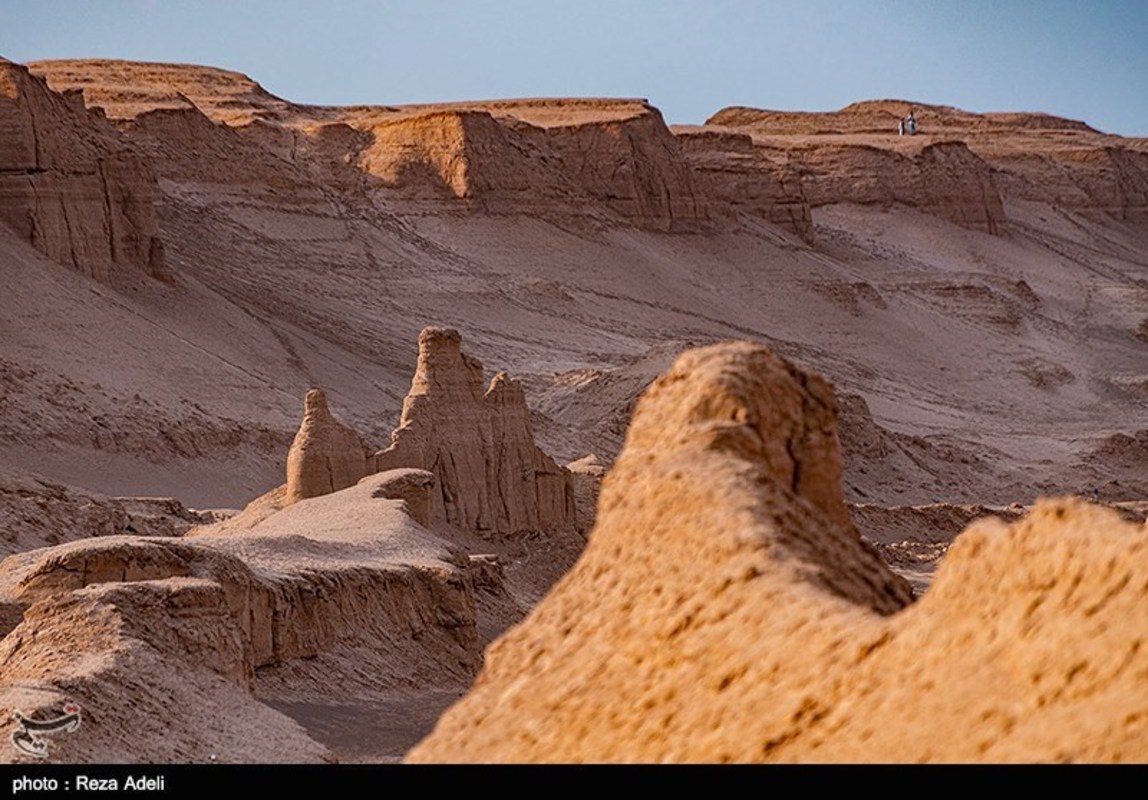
[0,60,164,283]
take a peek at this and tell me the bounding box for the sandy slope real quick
[1,62,1141,518]
[0,57,1145,764]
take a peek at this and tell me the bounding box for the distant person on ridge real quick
[898,118,905,136]
[908,110,917,135]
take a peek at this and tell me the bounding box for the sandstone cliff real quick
[29,61,720,233]
[0,60,165,283]
[25,59,298,125]
[799,139,1006,234]
[704,106,1006,234]
[673,126,815,242]
[408,341,1148,763]
[30,57,1148,250]
[347,100,716,229]
[357,109,579,214]
[529,102,714,231]
[25,57,1148,241]
[705,100,1148,230]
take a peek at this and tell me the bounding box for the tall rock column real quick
[376,327,577,538]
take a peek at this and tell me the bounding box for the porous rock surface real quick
[408,341,1148,763]
[0,60,165,283]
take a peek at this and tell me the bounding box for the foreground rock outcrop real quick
[0,58,165,283]
[703,105,1007,235]
[0,472,485,762]
[375,328,577,539]
[409,341,1148,763]
[407,340,912,762]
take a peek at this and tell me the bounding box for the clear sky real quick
[3,0,1146,136]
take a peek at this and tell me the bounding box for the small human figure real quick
[898,118,905,136]
[1091,486,1100,503]
[907,110,917,135]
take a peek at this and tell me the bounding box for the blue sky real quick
[4,1,1146,135]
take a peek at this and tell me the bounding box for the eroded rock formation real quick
[0,466,218,558]
[0,474,485,762]
[408,341,1148,763]
[565,454,608,536]
[673,126,815,242]
[407,340,912,762]
[0,59,165,283]
[530,103,714,231]
[799,139,1006,234]
[353,100,716,229]
[702,100,1148,232]
[29,57,1148,250]
[284,389,372,506]
[274,330,577,540]
[376,328,577,538]
[702,106,1007,234]
[28,63,722,233]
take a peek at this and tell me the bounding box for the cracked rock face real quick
[408,341,1148,763]
[0,60,165,284]
[376,327,577,539]
[0,472,486,763]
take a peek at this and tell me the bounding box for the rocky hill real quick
[0,59,165,283]
[0,56,1145,763]
[0,58,1139,514]
[409,342,1148,763]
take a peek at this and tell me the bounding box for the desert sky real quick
[3,0,1147,136]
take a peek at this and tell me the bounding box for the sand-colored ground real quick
[1,55,1146,762]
